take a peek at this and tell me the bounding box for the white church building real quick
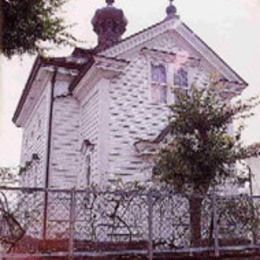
[13,0,248,190]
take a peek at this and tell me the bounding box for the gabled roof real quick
[12,54,88,125]
[13,15,248,125]
[134,125,171,156]
[12,47,128,124]
[70,16,248,95]
[12,56,42,125]
[101,17,248,86]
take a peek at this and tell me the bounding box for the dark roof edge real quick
[12,55,84,126]
[134,125,171,148]
[181,23,248,86]
[69,21,168,92]
[69,57,95,92]
[101,17,248,86]
[101,19,166,54]
[12,56,42,125]
[141,47,201,61]
[43,57,84,70]
[68,54,130,92]
[154,125,171,143]
[96,54,130,63]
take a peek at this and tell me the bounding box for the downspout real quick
[43,66,58,240]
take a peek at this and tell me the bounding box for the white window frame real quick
[80,140,94,187]
[149,61,190,105]
[172,65,190,103]
[149,62,169,104]
[173,66,189,89]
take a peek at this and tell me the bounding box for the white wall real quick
[106,31,212,184]
[49,79,81,189]
[247,157,260,195]
[78,78,111,187]
[20,81,51,187]
[79,84,100,186]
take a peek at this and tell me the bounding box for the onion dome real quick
[166,0,178,20]
[92,0,128,51]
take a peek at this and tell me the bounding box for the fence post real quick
[248,167,257,246]
[212,191,219,257]
[43,188,48,240]
[69,188,76,260]
[147,191,153,260]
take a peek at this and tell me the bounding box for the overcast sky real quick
[0,0,260,167]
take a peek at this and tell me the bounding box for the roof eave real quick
[69,57,95,92]
[12,56,43,126]
[13,55,85,126]
[100,17,248,87]
[69,54,129,93]
[179,23,248,86]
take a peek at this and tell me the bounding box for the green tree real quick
[155,86,259,246]
[0,167,19,186]
[1,0,74,58]
[0,167,24,251]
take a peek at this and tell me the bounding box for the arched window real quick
[174,68,188,87]
[80,139,94,188]
[151,64,167,83]
[151,63,167,103]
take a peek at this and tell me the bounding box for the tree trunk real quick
[189,195,203,247]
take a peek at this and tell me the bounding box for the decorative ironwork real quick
[0,187,259,258]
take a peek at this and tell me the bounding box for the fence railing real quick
[0,186,259,259]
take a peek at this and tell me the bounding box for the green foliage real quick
[1,0,75,58]
[0,167,19,185]
[218,196,260,236]
[155,86,259,194]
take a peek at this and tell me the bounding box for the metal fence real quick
[0,186,259,259]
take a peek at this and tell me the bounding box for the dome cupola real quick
[165,0,178,20]
[92,0,128,50]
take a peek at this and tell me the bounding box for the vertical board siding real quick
[79,88,100,186]
[20,85,51,187]
[49,95,81,188]
[19,31,215,189]
[107,32,211,183]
